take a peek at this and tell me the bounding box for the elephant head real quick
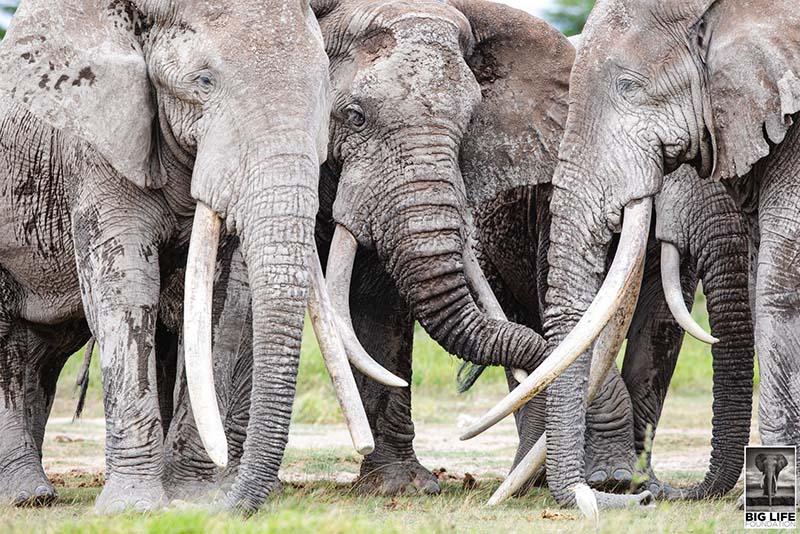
[0,0,341,512]
[311,0,572,374]
[755,453,789,507]
[464,0,799,508]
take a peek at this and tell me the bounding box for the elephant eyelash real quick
[616,76,643,94]
[192,71,215,91]
[344,103,367,131]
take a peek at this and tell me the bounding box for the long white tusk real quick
[661,242,718,344]
[184,202,228,468]
[327,225,408,388]
[462,240,529,383]
[307,247,374,455]
[460,198,652,441]
[487,248,646,505]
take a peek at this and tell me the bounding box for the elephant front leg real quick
[754,222,800,450]
[620,265,689,498]
[0,323,56,506]
[583,367,638,491]
[350,295,439,496]
[74,212,168,514]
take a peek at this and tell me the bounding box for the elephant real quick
[301,0,570,495]
[0,0,344,514]
[755,453,789,508]
[494,164,754,502]
[464,0,799,510]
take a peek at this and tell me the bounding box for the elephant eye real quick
[616,77,641,94]
[345,104,367,130]
[194,71,215,91]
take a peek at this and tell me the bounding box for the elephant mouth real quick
[181,202,407,467]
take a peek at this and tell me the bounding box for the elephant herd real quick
[0,0,796,518]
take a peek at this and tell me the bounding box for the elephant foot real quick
[584,445,637,492]
[95,476,166,514]
[586,466,635,492]
[354,460,441,496]
[164,478,222,505]
[0,462,56,507]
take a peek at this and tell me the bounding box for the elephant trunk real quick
[539,160,653,508]
[680,201,754,499]
[764,464,777,506]
[542,166,613,505]
[372,160,547,372]
[185,139,320,513]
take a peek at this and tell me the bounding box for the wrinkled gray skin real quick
[755,453,788,507]
[0,0,328,514]
[306,0,570,494]
[508,165,753,500]
[545,0,800,507]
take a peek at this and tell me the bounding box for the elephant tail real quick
[73,338,95,421]
[457,362,487,393]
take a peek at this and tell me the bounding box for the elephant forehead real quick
[355,0,470,37]
[350,17,479,119]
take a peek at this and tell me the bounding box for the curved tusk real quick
[462,240,528,383]
[487,249,646,505]
[307,247,374,455]
[661,242,718,344]
[184,202,228,468]
[327,225,408,388]
[460,198,652,441]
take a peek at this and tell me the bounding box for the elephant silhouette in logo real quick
[755,454,789,507]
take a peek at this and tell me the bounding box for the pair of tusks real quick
[183,203,407,468]
[473,199,718,510]
[487,211,648,507]
[459,197,718,444]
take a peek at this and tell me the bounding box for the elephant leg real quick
[163,332,219,502]
[73,203,170,514]
[507,373,547,492]
[754,206,800,449]
[583,366,637,491]
[621,248,695,497]
[350,292,438,496]
[25,343,79,457]
[0,322,55,506]
[163,238,251,502]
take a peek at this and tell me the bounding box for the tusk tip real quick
[356,444,375,456]
[208,445,229,469]
[574,483,599,524]
[486,493,503,506]
[390,377,410,388]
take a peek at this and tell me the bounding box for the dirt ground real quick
[42,390,760,491]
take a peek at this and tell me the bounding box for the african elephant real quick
[0,0,335,513]
[304,0,570,494]
[755,453,788,507]
[467,0,798,510]
[501,164,754,501]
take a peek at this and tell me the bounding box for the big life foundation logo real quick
[744,446,797,529]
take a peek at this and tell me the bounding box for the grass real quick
[2,471,748,534]
[28,291,761,533]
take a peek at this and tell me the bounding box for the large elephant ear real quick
[0,1,158,188]
[777,454,789,471]
[755,454,766,471]
[449,0,573,208]
[702,0,800,182]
